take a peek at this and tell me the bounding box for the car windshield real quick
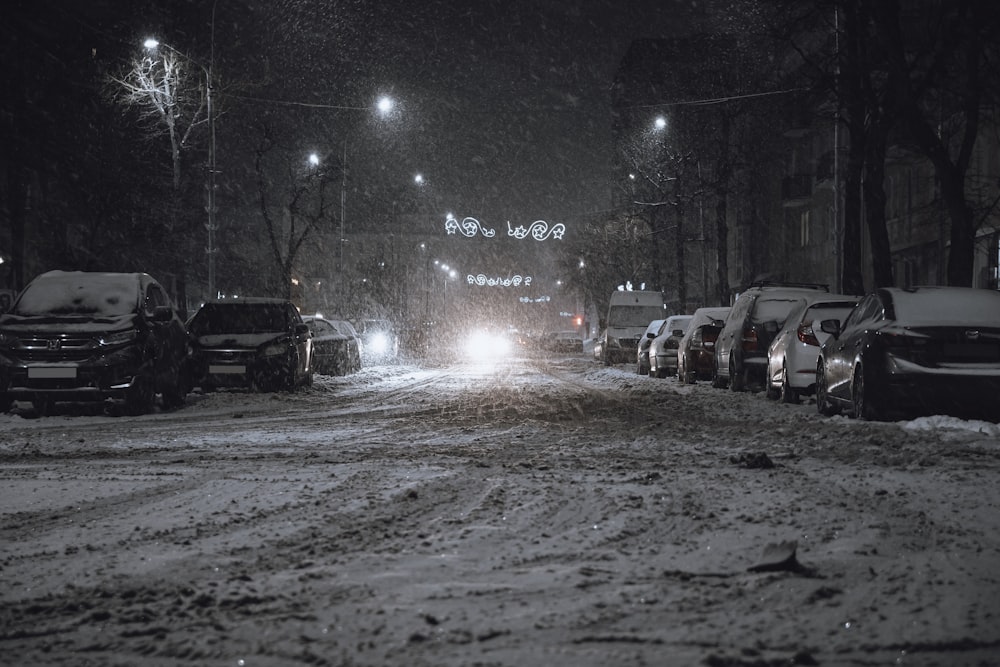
[14,272,139,317]
[189,303,289,335]
[752,297,805,327]
[609,306,665,328]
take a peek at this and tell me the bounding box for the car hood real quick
[195,332,287,349]
[0,312,139,334]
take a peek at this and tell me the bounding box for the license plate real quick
[28,367,77,379]
[209,365,246,375]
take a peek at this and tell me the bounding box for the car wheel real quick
[125,372,156,415]
[852,362,884,421]
[160,365,188,409]
[816,361,839,416]
[283,353,300,391]
[710,358,727,388]
[780,363,799,404]
[729,357,745,392]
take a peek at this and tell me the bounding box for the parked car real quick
[303,316,362,376]
[636,319,665,374]
[677,307,731,384]
[359,318,399,363]
[549,330,583,353]
[816,286,1000,421]
[601,290,666,365]
[187,298,313,392]
[0,270,190,415]
[765,293,861,403]
[648,315,693,378]
[713,281,830,392]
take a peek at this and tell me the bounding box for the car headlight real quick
[99,329,138,346]
[262,342,287,357]
[369,333,389,354]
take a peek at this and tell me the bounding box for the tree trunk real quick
[863,123,894,287]
[714,113,731,306]
[839,0,867,296]
[675,202,686,311]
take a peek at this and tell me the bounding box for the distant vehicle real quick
[187,298,313,392]
[678,307,731,384]
[303,316,362,376]
[548,330,583,353]
[648,315,693,378]
[636,319,665,375]
[816,286,1000,421]
[0,270,190,415]
[765,294,860,403]
[714,281,830,392]
[359,318,398,363]
[600,291,666,365]
[464,327,512,361]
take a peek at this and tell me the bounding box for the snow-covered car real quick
[187,299,313,392]
[548,330,583,353]
[714,281,830,391]
[303,316,362,376]
[636,318,665,375]
[0,270,190,415]
[816,286,1000,421]
[677,306,730,384]
[359,318,398,363]
[765,293,860,403]
[648,315,693,378]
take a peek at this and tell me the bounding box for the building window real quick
[800,211,810,247]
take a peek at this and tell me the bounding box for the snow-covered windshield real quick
[609,305,665,328]
[189,303,289,335]
[13,271,139,317]
[891,288,1000,326]
[751,298,804,327]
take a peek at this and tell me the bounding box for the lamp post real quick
[143,35,217,300]
[337,95,396,310]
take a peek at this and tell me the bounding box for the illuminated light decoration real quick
[507,220,566,241]
[445,214,495,238]
[519,296,551,303]
[467,274,533,287]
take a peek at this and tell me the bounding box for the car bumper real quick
[0,348,145,401]
[190,354,286,389]
[882,359,1000,417]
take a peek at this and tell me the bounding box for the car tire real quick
[125,372,156,415]
[816,361,839,416]
[710,358,727,389]
[160,368,187,409]
[780,363,799,404]
[729,357,745,392]
[852,362,884,421]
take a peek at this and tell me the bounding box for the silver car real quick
[765,294,860,403]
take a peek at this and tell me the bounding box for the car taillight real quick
[741,328,758,352]
[797,322,821,347]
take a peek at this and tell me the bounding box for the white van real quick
[599,290,666,365]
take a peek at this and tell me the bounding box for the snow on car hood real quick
[195,332,287,348]
[0,312,139,334]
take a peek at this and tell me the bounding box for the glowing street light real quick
[654,115,667,130]
[307,152,320,167]
[143,34,218,298]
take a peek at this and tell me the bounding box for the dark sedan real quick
[303,316,362,376]
[816,286,1000,421]
[187,299,313,392]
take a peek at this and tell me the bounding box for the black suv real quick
[186,298,313,392]
[0,270,190,414]
[713,281,829,392]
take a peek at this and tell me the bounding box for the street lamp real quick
[338,95,396,309]
[143,36,218,300]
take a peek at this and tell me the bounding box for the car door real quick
[143,281,185,381]
[825,295,878,400]
[288,305,312,376]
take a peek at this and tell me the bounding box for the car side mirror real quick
[151,305,174,322]
[647,332,656,339]
[295,322,311,336]
[820,319,840,337]
[672,329,684,337]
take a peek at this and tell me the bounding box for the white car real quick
[636,319,665,374]
[765,293,860,403]
[648,315,693,378]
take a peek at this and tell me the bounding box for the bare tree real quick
[109,47,207,193]
[253,123,338,300]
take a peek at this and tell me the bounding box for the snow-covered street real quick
[1,353,999,666]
